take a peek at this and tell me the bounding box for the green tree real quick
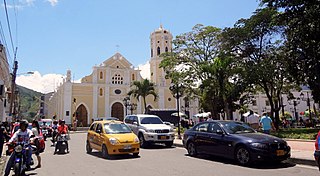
[262,0,320,103]
[128,79,158,114]
[221,8,297,129]
[161,24,247,119]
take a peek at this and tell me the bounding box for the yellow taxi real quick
[86,120,140,158]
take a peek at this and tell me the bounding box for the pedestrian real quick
[207,115,213,121]
[31,120,42,168]
[73,118,78,131]
[0,123,7,157]
[247,110,260,130]
[259,112,274,134]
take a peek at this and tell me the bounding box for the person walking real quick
[31,120,42,168]
[247,110,260,130]
[259,112,274,134]
[0,123,8,157]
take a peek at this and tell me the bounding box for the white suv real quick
[124,114,175,148]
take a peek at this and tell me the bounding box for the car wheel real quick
[235,146,251,165]
[86,141,92,154]
[139,134,148,148]
[165,141,173,148]
[187,142,197,157]
[101,145,110,159]
[133,152,139,157]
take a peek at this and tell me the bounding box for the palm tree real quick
[128,79,158,114]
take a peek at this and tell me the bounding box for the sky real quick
[1,0,261,93]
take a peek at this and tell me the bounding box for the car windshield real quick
[220,121,255,134]
[39,121,51,127]
[104,123,132,134]
[140,117,163,124]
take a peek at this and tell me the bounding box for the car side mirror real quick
[216,130,224,135]
[133,121,138,126]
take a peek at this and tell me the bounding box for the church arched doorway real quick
[111,102,124,121]
[76,104,88,127]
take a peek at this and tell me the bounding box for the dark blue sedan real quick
[182,120,291,165]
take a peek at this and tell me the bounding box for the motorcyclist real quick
[4,120,33,176]
[54,120,69,154]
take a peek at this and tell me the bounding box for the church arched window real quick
[132,74,135,81]
[151,49,153,57]
[99,71,103,79]
[165,47,168,52]
[157,47,160,56]
[99,88,103,96]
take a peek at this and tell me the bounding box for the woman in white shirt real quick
[32,120,41,168]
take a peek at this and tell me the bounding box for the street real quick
[16,133,319,176]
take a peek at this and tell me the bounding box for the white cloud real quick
[16,71,65,94]
[47,0,58,6]
[16,64,150,94]
[138,61,150,80]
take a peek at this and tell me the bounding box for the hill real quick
[16,85,43,121]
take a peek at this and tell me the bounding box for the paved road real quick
[17,133,319,176]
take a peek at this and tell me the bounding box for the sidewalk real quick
[173,138,317,167]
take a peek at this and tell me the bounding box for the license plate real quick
[124,145,132,150]
[276,150,285,156]
[160,136,168,140]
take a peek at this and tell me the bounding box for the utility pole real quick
[9,61,18,120]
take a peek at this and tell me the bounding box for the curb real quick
[172,142,317,167]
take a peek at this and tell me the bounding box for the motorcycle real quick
[55,134,69,154]
[5,142,32,176]
[41,127,48,141]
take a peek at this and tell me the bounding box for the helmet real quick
[19,120,29,129]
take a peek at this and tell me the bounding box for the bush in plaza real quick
[271,128,319,140]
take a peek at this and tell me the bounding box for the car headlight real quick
[146,129,155,133]
[134,137,139,143]
[250,143,269,150]
[109,138,119,145]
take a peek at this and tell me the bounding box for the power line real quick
[0,20,13,71]
[3,0,17,63]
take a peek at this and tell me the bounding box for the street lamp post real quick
[170,83,183,139]
[288,97,300,122]
[300,91,312,121]
[129,103,137,115]
[123,97,130,116]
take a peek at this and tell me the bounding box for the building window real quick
[266,100,270,106]
[112,74,123,85]
[99,71,103,79]
[151,49,153,57]
[157,47,160,55]
[252,100,257,106]
[165,47,168,52]
[132,74,135,81]
[168,98,171,101]
[66,111,70,116]
[100,88,103,96]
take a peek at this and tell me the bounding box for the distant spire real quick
[160,23,163,29]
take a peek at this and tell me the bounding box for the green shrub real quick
[271,128,319,140]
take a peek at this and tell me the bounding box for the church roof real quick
[102,52,133,69]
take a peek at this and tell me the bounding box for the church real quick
[46,25,199,126]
